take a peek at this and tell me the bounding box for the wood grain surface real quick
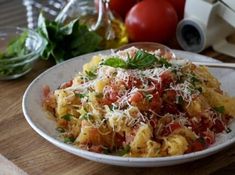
[1,46,235,175]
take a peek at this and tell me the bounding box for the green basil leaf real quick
[37,12,49,39]
[60,18,79,35]
[127,50,157,69]
[102,57,127,68]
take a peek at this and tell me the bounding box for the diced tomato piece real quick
[203,130,215,145]
[163,104,179,114]
[212,119,225,133]
[190,138,206,152]
[42,85,51,98]
[60,80,73,89]
[149,118,158,129]
[169,122,181,132]
[161,122,181,136]
[160,71,174,88]
[89,145,103,153]
[149,93,162,112]
[129,92,144,104]
[165,90,177,102]
[103,86,119,104]
[115,133,125,147]
[126,76,142,88]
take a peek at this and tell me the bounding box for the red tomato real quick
[203,130,215,145]
[129,92,144,104]
[169,122,181,131]
[190,138,206,152]
[149,93,162,112]
[94,0,137,19]
[212,119,225,133]
[167,0,186,20]
[125,0,178,43]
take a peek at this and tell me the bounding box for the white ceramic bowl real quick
[22,50,235,167]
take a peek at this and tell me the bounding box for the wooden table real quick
[1,46,235,175]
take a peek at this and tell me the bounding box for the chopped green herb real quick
[75,93,86,98]
[226,127,232,133]
[198,137,206,145]
[214,106,225,114]
[56,127,65,133]
[158,57,172,68]
[145,94,153,102]
[176,95,184,105]
[79,113,92,120]
[64,136,76,143]
[197,87,203,93]
[108,104,118,111]
[103,148,111,154]
[190,74,201,86]
[61,114,73,121]
[116,145,131,156]
[85,70,97,80]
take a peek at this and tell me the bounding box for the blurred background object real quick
[0,0,27,27]
[0,0,66,28]
[176,0,235,57]
[23,0,66,29]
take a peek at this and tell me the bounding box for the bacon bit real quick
[60,80,73,89]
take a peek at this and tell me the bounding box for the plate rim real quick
[22,49,235,166]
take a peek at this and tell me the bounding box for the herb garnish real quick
[85,70,97,80]
[75,93,86,99]
[0,31,28,60]
[56,127,65,133]
[176,95,184,105]
[37,13,102,63]
[145,94,153,102]
[79,113,92,120]
[214,106,225,114]
[61,114,73,121]
[64,136,76,143]
[116,145,131,156]
[102,50,172,69]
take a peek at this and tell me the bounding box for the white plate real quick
[22,50,235,167]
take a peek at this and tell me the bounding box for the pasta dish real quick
[43,47,235,157]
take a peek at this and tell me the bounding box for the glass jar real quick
[55,0,128,49]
